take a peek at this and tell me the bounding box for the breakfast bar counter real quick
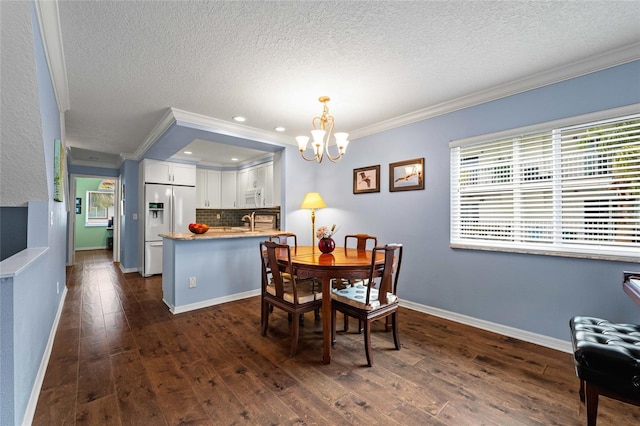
[160,228,276,313]
[159,227,275,241]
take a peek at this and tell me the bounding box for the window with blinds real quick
[450,112,640,260]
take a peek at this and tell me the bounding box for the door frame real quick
[68,174,121,265]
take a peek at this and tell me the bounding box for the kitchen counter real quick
[160,227,276,314]
[159,227,277,241]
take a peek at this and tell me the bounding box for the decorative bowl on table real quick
[188,223,209,234]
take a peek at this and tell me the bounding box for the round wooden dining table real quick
[274,245,385,364]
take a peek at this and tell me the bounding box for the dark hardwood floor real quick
[33,249,640,425]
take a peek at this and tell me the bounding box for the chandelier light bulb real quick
[334,132,349,153]
[296,136,309,151]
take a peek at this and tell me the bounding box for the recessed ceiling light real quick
[274,126,285,132]
[231,157,239,162]
[233,116,246,122]
[183,151,192,155]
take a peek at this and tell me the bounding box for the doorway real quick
[68,174,120,265]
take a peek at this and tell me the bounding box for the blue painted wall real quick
[0,3,67,424]
[294,61,640,342]
[120,159,139,271]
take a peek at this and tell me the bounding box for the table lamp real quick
[300,192,326,245]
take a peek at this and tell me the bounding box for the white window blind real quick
[450,112,640,260]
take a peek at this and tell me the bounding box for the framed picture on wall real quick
[353,165,380,194]
[389,158,424,192]
[53,139,64,202]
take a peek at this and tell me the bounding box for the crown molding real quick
[68,159,121,169]
[132,108,179,159]
[34,0,70,112]
[171,108,292,146]
[133,108,293,161]
[120,153,137,162]
[350,42,640,140]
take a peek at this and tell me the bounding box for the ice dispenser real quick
[148,202,165,221]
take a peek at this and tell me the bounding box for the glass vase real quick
[318,237,335,254]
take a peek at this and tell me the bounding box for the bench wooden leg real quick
[585,381,599,426]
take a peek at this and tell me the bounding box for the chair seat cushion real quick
[332,278,370,290]
[570,316,640,397]
[267,278,322,304]
[331,283,397,311]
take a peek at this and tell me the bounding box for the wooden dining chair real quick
[335,234,378,289]
[269,232,320,322]
[344,234,378,251]
[260,240,323,357]
[331,243,403,367]
[338,234,379,331]
[269,232,298,248]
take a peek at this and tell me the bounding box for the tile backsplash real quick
[196,207,280,229]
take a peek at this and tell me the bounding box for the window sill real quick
[450,243,638,263]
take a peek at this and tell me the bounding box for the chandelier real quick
[296,96,349,163]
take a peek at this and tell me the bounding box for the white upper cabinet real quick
[264,162,274,207]
[196,169,221,208]
[221,171,237,208]
[193,161,273,209]
[236,169,248,207]
[143,159,196,186]
[171,163,197,186]
[236,161,274,207]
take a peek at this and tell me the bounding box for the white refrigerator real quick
[143,183,196,276]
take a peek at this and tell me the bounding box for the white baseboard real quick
[166,289,262,314]
[399,299,573,354]
[75,246,108,251]
[22,286,68,426]
[119,264,138,274]
[162,291,571,353]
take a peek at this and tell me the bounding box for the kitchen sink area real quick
[208,227,249,233]
[195,208,279,233]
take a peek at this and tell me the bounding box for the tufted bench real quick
[569,272,640,425]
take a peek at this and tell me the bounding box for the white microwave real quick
[244,188,263,208]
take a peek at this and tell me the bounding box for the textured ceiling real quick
[1,1,48,206]
[46,1,640,166]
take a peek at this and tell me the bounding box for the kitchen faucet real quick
[241,211,256,231]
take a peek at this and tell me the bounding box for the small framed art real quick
[389,158,424,192]
[53,139,64,202]
[353,165,381,194]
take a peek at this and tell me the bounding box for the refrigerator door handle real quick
[149,241,163,247]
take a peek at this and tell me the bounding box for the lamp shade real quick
[301,192,326,209]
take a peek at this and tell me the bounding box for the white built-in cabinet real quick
[196,169,221,208]
[143,159,196,186]
[248,166,262,189]
[264,162,273,207]
[236,169,248,203]
[236,162,274,207]
[197,161,274,209]
[196,169,238,208]
[221,171,237,208]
